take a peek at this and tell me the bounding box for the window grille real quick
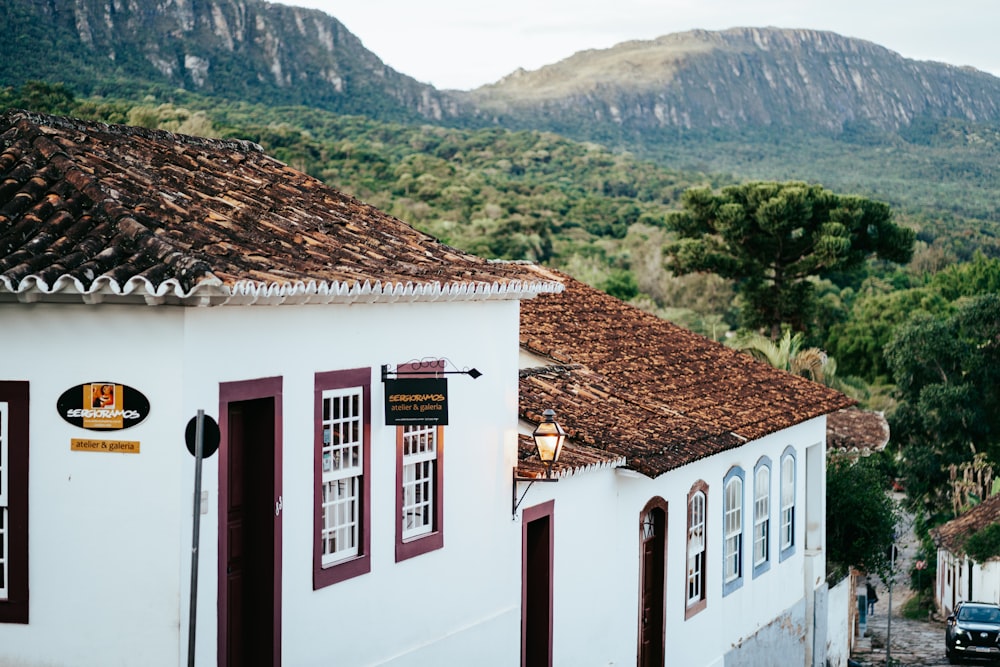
[321,388,363,565]
[724,476,742,582]
[754,466,770,566]
[780,455,795,551]
[401,425,436,539]
[687,491,706,605]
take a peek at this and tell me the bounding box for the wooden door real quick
[639,504,666,667]
[522,501,554,667]
[219,379,282,667]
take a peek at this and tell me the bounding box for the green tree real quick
[964,523,1000,564]
[600,269,640,301]
[826,455,899,579]
[885,294,1000,515]
[825,287,951,382]
[666,181,915,338]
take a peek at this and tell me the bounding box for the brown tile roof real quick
[826,408,890,455]
[933,493,1000,555]
[0,110,560,305]
[518,271,854,477]
[520,365,743,478]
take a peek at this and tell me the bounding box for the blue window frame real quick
[752,457,772,578]
[722,466,744,596]
[779,447,797,562]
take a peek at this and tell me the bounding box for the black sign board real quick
[384,378,449,425]
[56,382,151,431]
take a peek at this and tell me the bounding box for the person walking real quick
[866,578,879,616]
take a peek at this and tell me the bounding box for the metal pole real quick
[886,544,895,665]
[187,410,205,667]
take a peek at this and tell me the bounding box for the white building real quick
[0,110,560,666]
[934,493,1000,615]
[514,272,852,666]
[0,110,852,667]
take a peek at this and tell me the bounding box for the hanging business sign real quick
[383,378,449,425]
[56,382,151,431]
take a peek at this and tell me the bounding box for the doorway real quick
[638,498,667,667]
[219,378,283,667]
[522,500,554,667]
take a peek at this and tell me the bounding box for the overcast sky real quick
[273,0,999,90]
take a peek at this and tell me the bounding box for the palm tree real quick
[728,330,868,401]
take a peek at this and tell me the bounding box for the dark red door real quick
[220,379,282,667]
[522,501,554,667]
[639,506,666,667]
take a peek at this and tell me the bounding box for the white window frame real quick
[687,490,706,608]
[401,424,437,540]
[780,452,796,557]
[320,387,364,566]
[723,474,743,586]
[753,463,770,570]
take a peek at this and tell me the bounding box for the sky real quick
[274,0,1000,91]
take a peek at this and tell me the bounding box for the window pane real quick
[781,456,795,550]
[402,426,437,539]
[687,491,706,605]
[322,477,360,564]
[724,478,742,581]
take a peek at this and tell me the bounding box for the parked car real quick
[946,601,1000,664]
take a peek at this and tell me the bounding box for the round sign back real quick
[185,415,221,458]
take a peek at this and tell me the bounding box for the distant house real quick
[826,408,890,458]
[515,272,854,666]
[933,494,1000,615]
[0,109,562,666]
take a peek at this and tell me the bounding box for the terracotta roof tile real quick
[933,493,1000,555]
[519,365,744,478]
[0,110,560,305]
[516,433,625,479]
[826,408,890,454]
[518,271,855,478]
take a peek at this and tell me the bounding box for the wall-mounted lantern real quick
[512,409,566,517]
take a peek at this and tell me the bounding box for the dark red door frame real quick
[522,500,555,667]
[218,377,283,667]
[638,497,667,667]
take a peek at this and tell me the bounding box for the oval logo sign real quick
[57,382,150,431]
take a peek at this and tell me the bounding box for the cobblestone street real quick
[851,587,952,666]
[850,495,954,667]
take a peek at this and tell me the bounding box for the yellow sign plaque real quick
[71,438,141,454]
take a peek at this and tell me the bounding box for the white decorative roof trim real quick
[555,455,628,479]
[0,273,563,306]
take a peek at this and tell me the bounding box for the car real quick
[946,601,1000,663]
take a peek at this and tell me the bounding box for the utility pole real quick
[886,543,897,666]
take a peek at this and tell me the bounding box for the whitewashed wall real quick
[0,297,525,667]
[937,549,1000,617]
[520,416,826,667]
[825,573,854,667]
[0,303,187,667]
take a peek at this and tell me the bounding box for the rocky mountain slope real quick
[5,2,1000,140]
[0,0,455,121]
[461,27,1000,137]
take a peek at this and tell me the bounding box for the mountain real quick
[5,1,1000,140]
[0,0,455,121]
[461,27,1000,138]
[3,2,1000,226]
